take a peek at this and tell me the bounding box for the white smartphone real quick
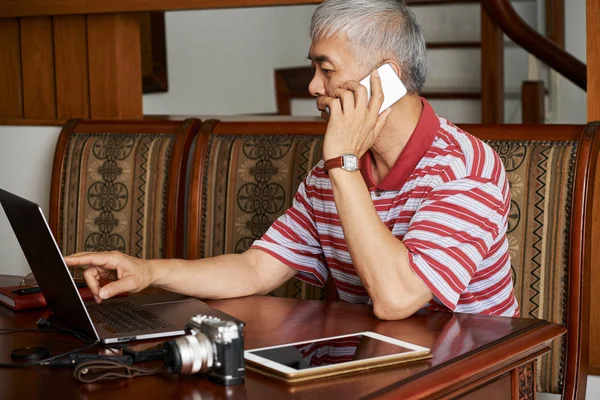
[325,63,407,115]
[244,331,431,383]
[360,63,408,114]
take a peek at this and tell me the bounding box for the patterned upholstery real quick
[486,140,576,394]
[188,120,597,397]
[51,119,200,263]
[192,132,326,300]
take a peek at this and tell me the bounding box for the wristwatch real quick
[323,153,361,174]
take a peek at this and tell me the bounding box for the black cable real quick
[35,318,95,343]
[0,329,54,334]
[0,340,101,368]
[0,325,91,343]
[0,318,99,368]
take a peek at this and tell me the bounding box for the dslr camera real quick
[164,314,245,386]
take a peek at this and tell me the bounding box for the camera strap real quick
[73,360,165,383]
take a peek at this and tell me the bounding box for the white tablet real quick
[244,331,431,383]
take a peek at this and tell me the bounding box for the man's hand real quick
[64,251,153,303]
[320,69,392,160]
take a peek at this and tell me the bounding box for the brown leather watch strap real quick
[323,156,344,174]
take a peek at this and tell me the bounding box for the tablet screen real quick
[248,333,415,370]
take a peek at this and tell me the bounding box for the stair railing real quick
[479,0,586,123]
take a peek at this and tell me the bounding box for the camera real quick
[164,314,245,386]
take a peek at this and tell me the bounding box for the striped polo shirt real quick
[252,99,519,317]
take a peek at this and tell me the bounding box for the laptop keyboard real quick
[87,301,173,333]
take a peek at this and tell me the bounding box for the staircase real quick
[277,0,545,124]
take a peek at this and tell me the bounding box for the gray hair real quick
[310,0,427,94]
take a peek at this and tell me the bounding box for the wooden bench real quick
[184,118,598,399]
[51,117,597,399]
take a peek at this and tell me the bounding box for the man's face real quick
[308,35,368,120]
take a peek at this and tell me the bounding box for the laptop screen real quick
[0,189,99,340]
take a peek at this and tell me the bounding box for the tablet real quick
[244,331,431,383]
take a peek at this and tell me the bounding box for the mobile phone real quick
[11,281,87,295]
[359,63,407,114]
[325,63,407,115]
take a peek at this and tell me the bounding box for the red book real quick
[0,285,96,311]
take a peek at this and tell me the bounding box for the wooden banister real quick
[481,0,586,90]
[480,5,503,124]
[521,81,545,124]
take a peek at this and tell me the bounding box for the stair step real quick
[422,87,480,99]
[407,0,534,4]
[407,0,478,5]
[427,40,520,49]
[427,41,480,49]
[413,1,537,43]
[426,47,547,90]
[290,98,525,124]
[422,87,523,99]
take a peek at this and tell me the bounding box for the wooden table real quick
[0,278,565,400]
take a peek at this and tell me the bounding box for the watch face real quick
[341,154,359,171]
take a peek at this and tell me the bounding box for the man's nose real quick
[308,73,325,97]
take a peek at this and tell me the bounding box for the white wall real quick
[143,6,316,115]
[0,126,61,276]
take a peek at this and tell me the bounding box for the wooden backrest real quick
[50,119,201,261]
[185,118,598,399]
[185,119,329,300]
[461,123,597,400]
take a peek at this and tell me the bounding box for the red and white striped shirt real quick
[252,99,519,317]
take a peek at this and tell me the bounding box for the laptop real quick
[0,188,244,344]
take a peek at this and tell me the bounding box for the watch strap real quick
[323,156,344,174]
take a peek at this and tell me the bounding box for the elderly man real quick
[66,0,518,320]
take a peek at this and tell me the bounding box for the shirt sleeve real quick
[403,176,509,311]
[251,170,328,286]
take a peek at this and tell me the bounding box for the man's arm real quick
[320,71,432,320]
[328,169,432,320]
[65,249,297,303]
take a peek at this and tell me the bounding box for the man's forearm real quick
[328,169,432,319]
[149,251,268,299]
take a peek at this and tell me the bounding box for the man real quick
[66,0,518,320]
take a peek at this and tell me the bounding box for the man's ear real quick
[381,60,402,79]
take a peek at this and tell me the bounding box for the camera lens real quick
[165,332,214,374]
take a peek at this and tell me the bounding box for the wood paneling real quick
[53,15,89,119]
[0,0,487,18]
[0,18,23,119]
[20,17,56,119]
[87,13,142,119]
[0,0,318,18]
[480,5,504,124]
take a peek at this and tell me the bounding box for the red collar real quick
[361,98,440,191]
